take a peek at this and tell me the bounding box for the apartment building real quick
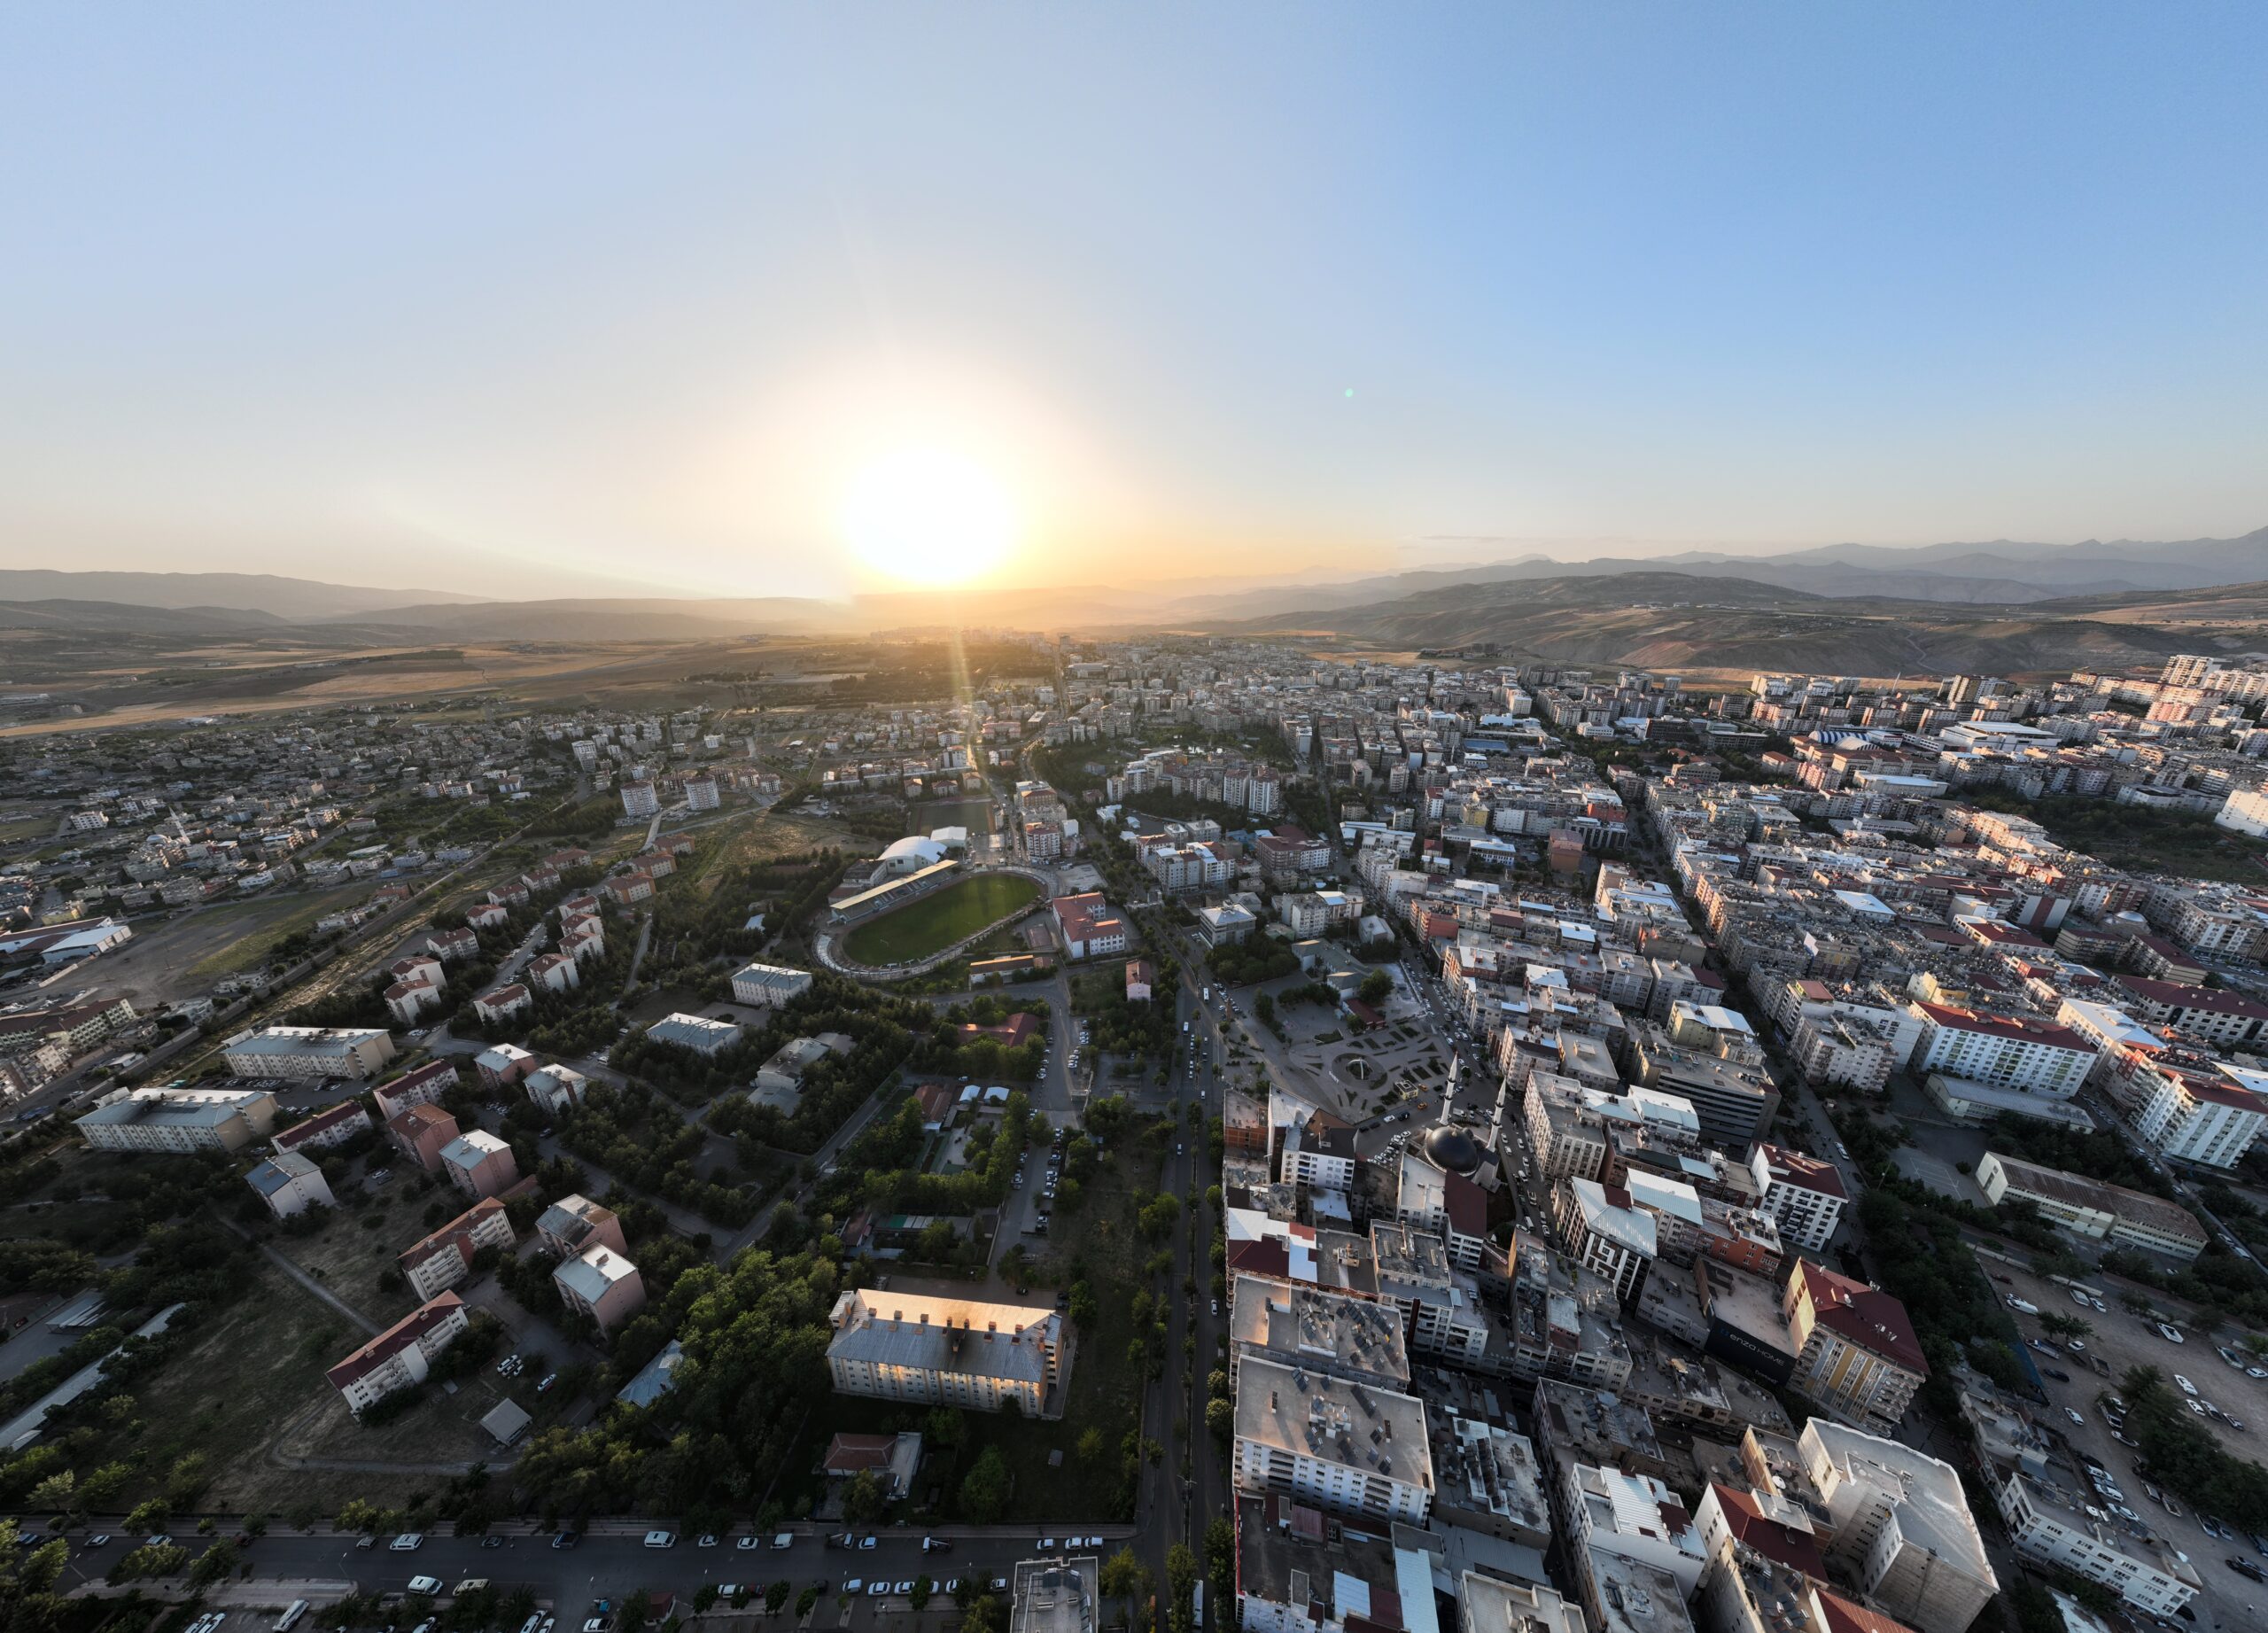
[537,1193,629,1260]
[387,1102,459,1172]
[1783,1263,1926,1435]
[1976,1153,2207,1261]
[439,1129,519,1199]
[524,1061,591,1116]
[474,1042,537,1088]
[1560,1459,1708,1596]
[398,1195,517,1302]
[2133,1062,2268,1169]
[271,1100,370,1158]
[826,1288,1065,1414]
[370,1058,457,1121]
[555,1244,646,1333]
[1749,1144,1847,1255]
[1905,1004,2093,1099]
[1556,1177,1658,1305]
[2114,975,2268,1046]
[1991,1466,2194,1615]
[1799,1420,1998,1633]
[325,1292,470,1415]
[1231,1356,1433,1524]
[730,960,814,1008]
[245,1151,333,1218]
[1227,1275,1410,1396]
[76,1085,278,1154]
[646,1012,742,1055]
[222,1024,396,1080]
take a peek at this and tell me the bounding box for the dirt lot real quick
[273,1188,442,1330]
[1984,1247,2268,1624]
[66,888,369,1011]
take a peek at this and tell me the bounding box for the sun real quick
[840,447,1016,587]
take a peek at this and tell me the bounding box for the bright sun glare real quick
[840,447,1015,587]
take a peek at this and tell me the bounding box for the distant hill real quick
[1155,524,2268,619]
[0,570,485,620]
[1213,570,2202,674]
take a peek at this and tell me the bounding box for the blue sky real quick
[1,4,2263,599]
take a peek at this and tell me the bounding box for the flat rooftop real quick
[1234,1356,1432,1489]
[1231,1274,1410,1388]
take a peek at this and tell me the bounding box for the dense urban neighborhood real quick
[9,639,2268,1633]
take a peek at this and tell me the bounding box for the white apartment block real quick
[619,780,659,818]
[1906,1003,2093,1099]
[2134,1064,2268,1170]
[1992,1468,2194,1616]
[222,1024,397,1081]
[245,1151,333,1218]
[77,1086,279,1154]
[1232,1357,1433,1525]
[1749,1143,1848,1255]
[827,1289,1063,1414]
[1977,1153,2207,1261]
[731,960,815,1007]
[1800,1419,1999,1633]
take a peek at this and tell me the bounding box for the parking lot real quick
[1985,1250,2268,1628]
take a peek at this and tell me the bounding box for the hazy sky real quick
[3,4,2265,603]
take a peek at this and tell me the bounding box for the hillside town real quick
[6,643,2268,1633]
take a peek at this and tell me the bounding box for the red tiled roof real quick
[1792,1261,1927,1376]
[325,1292,464,1390]
[1758,1142,1847,1201]
[1711,1483,1828,1577]
[274,1100,366,1151]
[1813,1590,1916,1633]
[1915,1002,2088,1051]
[2118,975,2268,1018]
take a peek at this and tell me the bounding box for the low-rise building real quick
[397,1196,516,1302]
[324,1291,470,1415]
[537,1193,629,1260]
[555,1243,646,1333]
[387,1102,459,1172]
[245,1151,333,1218]
[221,1024,396,1080]
[1976,1152,2207,1261]
[730,960,814,1007]
[646,1011,742,1056]
[76,1085,278,1154]
[826,1288,1065,1414]
[439,1129,519,1199]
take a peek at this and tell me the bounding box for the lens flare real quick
[840,447,1015,586]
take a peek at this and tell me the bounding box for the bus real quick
[1192,1581,1204,1630]
[275,1601,310,1632]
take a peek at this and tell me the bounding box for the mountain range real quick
[0,522,2263,664]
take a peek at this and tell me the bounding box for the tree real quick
[190,1539,240,1586]
[1357,968,1393,1006]
[842,1468,888,1525]
[911,1576,934,1610]
[1101,1549,1152,1627]
[959,1447,1011,1524]
[1205,1396,1233,1442]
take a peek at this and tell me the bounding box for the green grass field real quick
[842,872,1040,965]
[916,797,997,836]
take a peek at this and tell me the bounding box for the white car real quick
[408,1575,443,1594]
[2177,1373,2198,1396]
[2066,1408,2085,1426]
[2158,1323,2186,1344]
[392,1534,424,1551]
